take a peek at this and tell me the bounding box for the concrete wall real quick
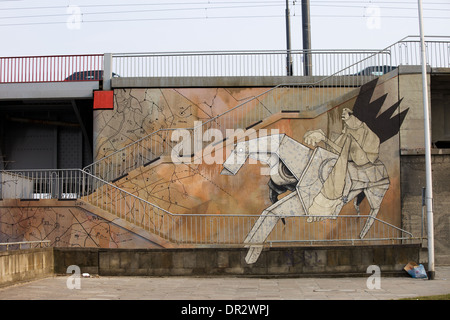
[91,70,406,265]
[399,67,450,152]
[1,69,448,274]
[53,245,422,278]
[0,248,54,288]
[0,199,163,249]
[401,154,450,265]
[0,82,99,100]
[0,245,421,288]
[396,67,450,265]
[2,71,424,258]
[398,66,429,152]
[431,73,450,146]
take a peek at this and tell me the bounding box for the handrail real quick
[114,49,386,56]
[0,169,180,242]
[0,36,437,247]
[0,35,448,84]
[0,54,104,84]
[0,168,172,213]
[0,168,418,245]
[0,240,51,250]
[85,49,391,180]
[111,35,450,78]
[0,167,419,245]
[86,35,450,182]
[1,167,421,246]
[112,49,387,78]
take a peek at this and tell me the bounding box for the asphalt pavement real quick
[0,266,449,301]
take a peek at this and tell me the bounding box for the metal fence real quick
[390,36,450,68]
[0,240,51,251]
[85,36,450,183]
[0,54,104,83]
[85,48,391,181]
[0,36,442,247]
[111,36,450,78]
[168,214,418,247]
[0,169,87,199]
[0,50,385,84]
[0,36,448,84]
[0,169,419,247]
[112,49,390,78]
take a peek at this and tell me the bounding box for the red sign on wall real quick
[93,90,114,110]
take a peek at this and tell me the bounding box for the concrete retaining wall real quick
[401,154,450,265]
[53,245,422,278]
[0,244,423,288]
[0,248,54,288]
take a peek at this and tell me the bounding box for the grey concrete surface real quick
[0,81,99,100]
[0,266,448,301]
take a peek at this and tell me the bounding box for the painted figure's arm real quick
[303,129,342,153]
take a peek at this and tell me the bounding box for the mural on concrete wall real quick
[93,88,267,160]
[222,79,409,264]
[1,76,408,253]
[0,202,160,249]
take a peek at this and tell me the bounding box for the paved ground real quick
[1,266,449,301]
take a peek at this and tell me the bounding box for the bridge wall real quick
[0,244,424,289]
[93,85,355,161]
[0,82,99,100]
[1,69,449,265]
[1,72,406,252]
[0,247,53,288]
[0,200,163,249]
[52,245,422,277]
[401,155,450,265]
[397,67,450,265]
[92,71,406,258]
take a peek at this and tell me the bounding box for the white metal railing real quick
[86,49,391,181]
[390,35,450,68]
[0,169,174,241]
[0,240,51,251]
[111,36,450,78]
[0,169,419,247]
[0,36,447,85]
[112,49,389,78]
[266,216,418,246]
[87,36,450,182]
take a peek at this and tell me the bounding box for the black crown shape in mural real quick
[352,78,409,144]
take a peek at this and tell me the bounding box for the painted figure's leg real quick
[359,185,389,238]
[244,192,303,264]
[353,192,366,214]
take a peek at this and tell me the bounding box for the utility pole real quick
[417,0,435,280]
[285,0,293,76]
[302,0,312,76]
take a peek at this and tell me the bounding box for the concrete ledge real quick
[431,67,450,74]
[401,148,450,155]
[0,81,99,100]
[0,248,54,288]
[397,65,450,75]
[0,244,423,288]
[112,76,369,88]
[53,244,422,278]
[112,76,324,88]
[398,65,431,75]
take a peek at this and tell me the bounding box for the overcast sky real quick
[0,0,449,56]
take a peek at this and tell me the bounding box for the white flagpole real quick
[417,0,435,280]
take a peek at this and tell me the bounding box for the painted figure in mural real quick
[304,107,381,218]
[221,131,389,264]
[221,79,409,264]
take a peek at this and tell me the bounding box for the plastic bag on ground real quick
[404,261,428,279]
